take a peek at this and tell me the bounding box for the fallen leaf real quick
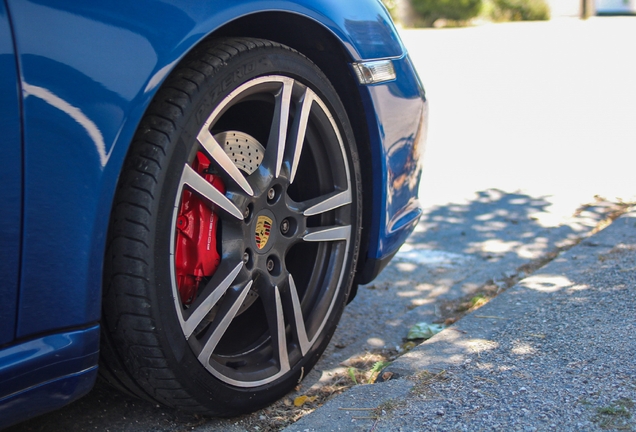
[401,341,417,351]
[407,322,445,340]
[293,395,317,407]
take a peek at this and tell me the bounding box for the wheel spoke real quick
[261,284,291,374]
[303,225,351,242]
[180,164,244,220]
[273,286,291,373]
[266,77,294,178]
[301,190,352,216]
[288,275,311,356]
[197,280,254,363]
[287,88,315,184]
[197,130,254,196]
[181,261,243,339]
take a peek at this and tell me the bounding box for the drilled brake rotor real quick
[215,131,266,175]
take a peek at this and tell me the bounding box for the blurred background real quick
[384,0,636,26]
[384,0,635,225]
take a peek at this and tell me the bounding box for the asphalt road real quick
[8,16,636,432]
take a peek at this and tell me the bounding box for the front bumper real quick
[355,53,428,284]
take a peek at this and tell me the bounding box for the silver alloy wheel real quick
[169,75,353,387]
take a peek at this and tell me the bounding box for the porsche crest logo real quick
[255,215,273,249]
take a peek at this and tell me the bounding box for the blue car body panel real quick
[0,326,99,429]
[0,0,427,426]
[0,0,21,348]
[359,54,427,267]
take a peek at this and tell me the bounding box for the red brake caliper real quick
[175,152,225,304]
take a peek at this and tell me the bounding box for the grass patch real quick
[469,293,489,308]
[592,398,633,430]
[488,0,550,21]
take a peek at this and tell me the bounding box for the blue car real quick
[0,0,427,427]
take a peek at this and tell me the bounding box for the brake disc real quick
[215,131,266,175]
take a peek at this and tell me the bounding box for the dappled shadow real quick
[410,189,586,262]
[385,188,614,302]
[323,188,618,393]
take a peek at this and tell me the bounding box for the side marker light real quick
[352,60,396,85]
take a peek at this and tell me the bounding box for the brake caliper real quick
[175,152,224,304]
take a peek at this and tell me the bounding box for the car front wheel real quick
[100,38,362,415]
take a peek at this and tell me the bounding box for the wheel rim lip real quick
[168,74,353,387]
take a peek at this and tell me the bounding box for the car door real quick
[0,3,22,346]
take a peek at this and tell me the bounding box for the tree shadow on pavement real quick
[412,189,584,263]
[389,188,610,301]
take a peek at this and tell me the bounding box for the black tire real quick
[100,37,362,416]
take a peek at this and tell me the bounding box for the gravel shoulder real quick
[286,210,636,431]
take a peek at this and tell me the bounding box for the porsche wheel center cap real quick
[254,211,275,253]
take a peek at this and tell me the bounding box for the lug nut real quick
[243,207,250,220]
[266,259,275,272]
[267,188,276,200]
[280,219,290,234]
[243,252,250,264]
